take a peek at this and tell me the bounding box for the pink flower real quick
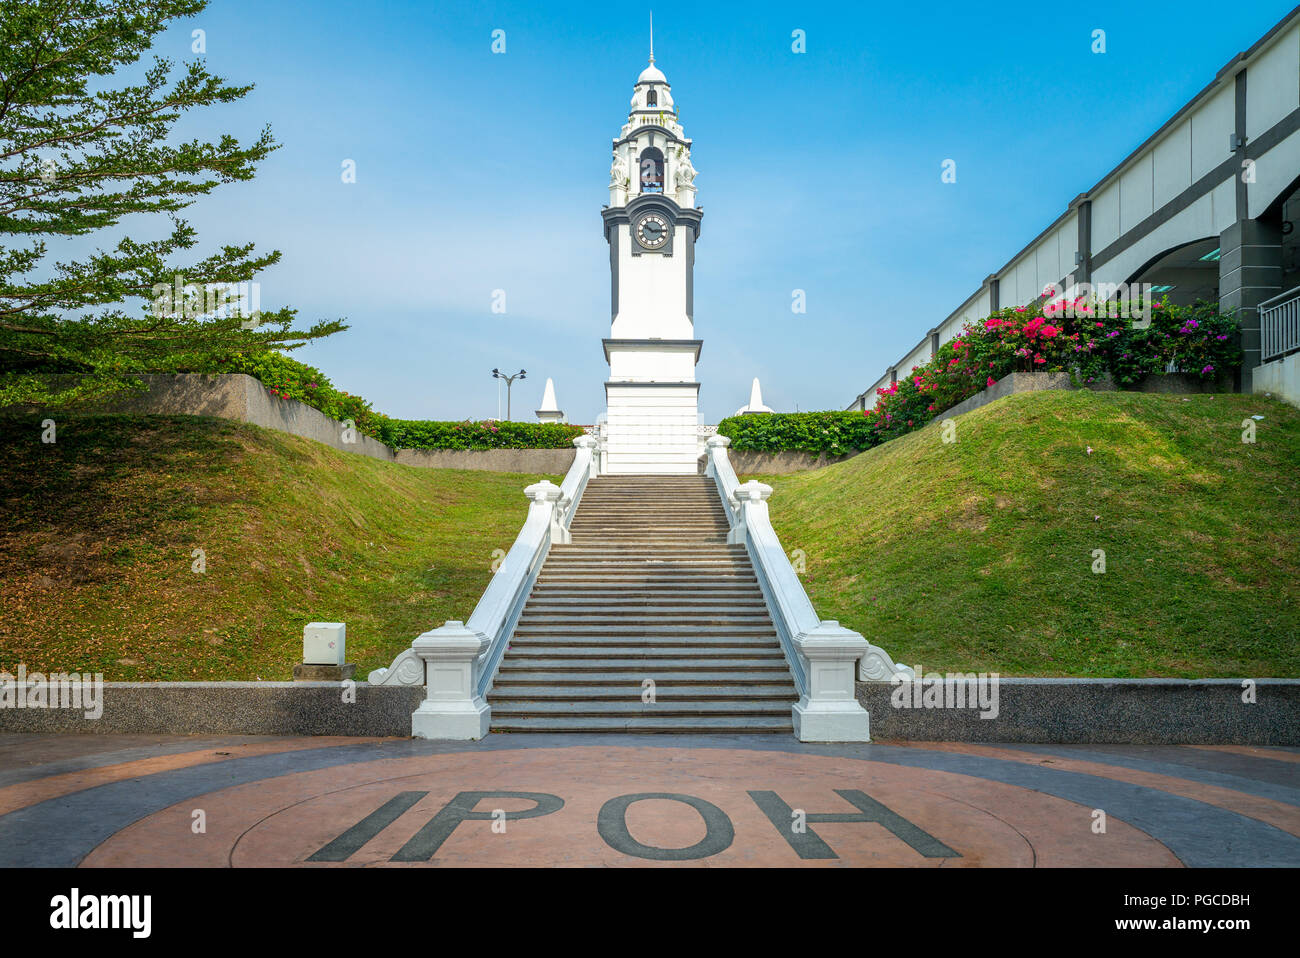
[987,376,996,387]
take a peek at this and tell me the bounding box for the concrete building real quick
[848,6,1300,408]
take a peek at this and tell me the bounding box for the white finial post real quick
[735,376,775,416]
[536,377,565,423]
[649,11,654,62]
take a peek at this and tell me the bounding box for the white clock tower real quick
[600,44,702,474]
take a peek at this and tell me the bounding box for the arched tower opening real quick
[638,147,664,193]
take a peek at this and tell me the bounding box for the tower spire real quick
[649,11,654,63]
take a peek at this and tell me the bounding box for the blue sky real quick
[120,0,1296,422]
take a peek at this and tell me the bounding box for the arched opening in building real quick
[646,88,657,107]
[1125,237,1222,307]
[1262,177,1300,294]
[639,147,664,193]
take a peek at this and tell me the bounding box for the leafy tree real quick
[0,0,345,407]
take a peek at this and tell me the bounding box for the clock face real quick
[635,214,670,249]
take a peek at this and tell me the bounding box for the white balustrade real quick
[369,435,599,740]
[703,435,913,742]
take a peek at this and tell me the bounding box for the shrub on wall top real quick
[722,296,1241,455]
[179,351,584,449]
[866,296,1241,445]
[376,418,584,450]
[717,411,876,455]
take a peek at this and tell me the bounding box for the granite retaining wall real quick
[1,679,1294,742]
[46,373,576,474]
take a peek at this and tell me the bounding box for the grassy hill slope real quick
[0,415,555,680]
[753,391,1300,677]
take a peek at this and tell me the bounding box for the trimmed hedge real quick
[375,418,583,450]
[717,412,874,455]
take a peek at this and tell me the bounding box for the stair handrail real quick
[471,434,599,697]
[368,435,598,739]
[703,435,911,742]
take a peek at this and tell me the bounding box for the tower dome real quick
[637,60,666,84]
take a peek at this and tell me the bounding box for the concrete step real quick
[540,564,751,571]
[524,598,767,608]
[574,504,728,512]
[567,528,729,534]
[489,700,790,716]
[485,684,798,700]
[516,614,773,624]
[517,611,771,622]
[539,567,752,574]
[542,558,750,567]
[494,669,794,684]
[534,583,758,592]
[497,658,791,672]
[571,517,725,522]
[527,590,763,600]
[572,504,723,508]
[504,646,785,659]
[509,639,781,652]
[548,550,744,558]
[513,624,777,636]
[490,716,793,733]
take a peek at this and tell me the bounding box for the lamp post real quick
[491,368,526,421]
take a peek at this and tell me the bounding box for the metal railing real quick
[1261,285,1300,363]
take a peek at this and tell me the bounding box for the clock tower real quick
[600,47,702,474]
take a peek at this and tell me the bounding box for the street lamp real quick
[491,368,526,421]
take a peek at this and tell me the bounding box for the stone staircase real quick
[488,475,797,732]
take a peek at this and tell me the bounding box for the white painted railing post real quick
[403,478,566,739]
[410,620,491,739]
[704,436,912,742]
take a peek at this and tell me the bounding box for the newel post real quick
[410,620,491,739]
[729,477,770,545]
[527,478,568,545]
[704,433,731,476]
[794,621,873,742]
[573,434,598,479]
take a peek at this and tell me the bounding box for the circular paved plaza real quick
[0,735,1296,867]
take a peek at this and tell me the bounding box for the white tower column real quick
[600,51,703,474]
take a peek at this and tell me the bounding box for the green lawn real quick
[750,391,1300,678]
[0,415,556,680]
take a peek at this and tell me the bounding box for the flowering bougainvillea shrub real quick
[721,297,1240,454]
